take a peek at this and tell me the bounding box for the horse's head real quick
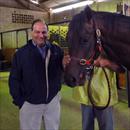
[64,6,101,87]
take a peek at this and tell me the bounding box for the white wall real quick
[0,7,49,32]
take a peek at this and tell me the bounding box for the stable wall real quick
[0,7,49,32]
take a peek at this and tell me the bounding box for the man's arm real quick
[94,56,125,73]
[62,55,71,69]
[8,52,24,108]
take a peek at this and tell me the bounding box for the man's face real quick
[32,22,48,47]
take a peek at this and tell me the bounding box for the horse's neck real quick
[95,12,130,70]
[95,12,130,43]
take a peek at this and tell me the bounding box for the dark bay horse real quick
[65,6,130,87]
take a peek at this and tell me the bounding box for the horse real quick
[64,6,130,87]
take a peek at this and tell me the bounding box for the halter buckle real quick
[96,29,101,37]
[80,59,91,66]
[85,65,93,80]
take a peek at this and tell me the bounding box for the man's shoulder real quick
[50,43,62,51]
[15,40,33,55]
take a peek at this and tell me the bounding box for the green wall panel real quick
[17,31,27,48]
[2,32,17,48]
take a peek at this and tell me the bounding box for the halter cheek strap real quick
[96,28,103,52]
[79,28,103,66]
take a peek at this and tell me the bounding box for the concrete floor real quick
[0,72,130,130]
[113,89,130,130]
[113,102,130,130]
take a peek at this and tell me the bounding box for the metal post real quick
[126,70,130,108]
[1,33,3,48]
[25,30,28,42]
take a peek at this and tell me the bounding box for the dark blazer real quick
[9,40,64,108]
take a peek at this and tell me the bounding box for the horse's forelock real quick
[68,6,93,35]
[83,6,94,24]
[67,11,86,45]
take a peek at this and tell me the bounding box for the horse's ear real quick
[84,6,93,22]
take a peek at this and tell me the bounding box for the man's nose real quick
[39,33,47,39]
[39,32,44,38]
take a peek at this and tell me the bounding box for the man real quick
[9,19,66,130]
[72,55,125,130]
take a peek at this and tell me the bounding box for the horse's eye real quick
[83,39,88,43]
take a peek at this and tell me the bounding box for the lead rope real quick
[87,67,111,110]
[45,49,51,101]
[87,28,111,110]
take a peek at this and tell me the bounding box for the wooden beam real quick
[39,0,50,4]
[14,0,28,9]
[14,0,48,12]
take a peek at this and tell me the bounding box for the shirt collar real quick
[32,40,51,49]
[32,40,45,48]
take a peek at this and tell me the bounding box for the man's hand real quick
[94,56,111,67]
[62,55,71,69]
[94,56,125,73]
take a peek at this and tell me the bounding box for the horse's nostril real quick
[71,77,76,83]
[64,75,77,87]
[79,73,84,79]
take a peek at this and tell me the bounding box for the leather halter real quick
[79,28,103,66]
[78,28,103,80]
[70,28,111,109]
[78,29,111,110]
[70,28,103,79]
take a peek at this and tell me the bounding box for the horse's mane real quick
[67,10,86,44]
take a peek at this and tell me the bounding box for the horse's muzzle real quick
[64,73,77,87]
[64,71,86,87]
